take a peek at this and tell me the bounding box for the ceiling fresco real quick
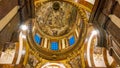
[36,1,79,36]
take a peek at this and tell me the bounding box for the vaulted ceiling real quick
[0,0,120,68]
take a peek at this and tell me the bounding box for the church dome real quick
[27,0,87,60]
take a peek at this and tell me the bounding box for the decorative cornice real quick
[109,14,120,28]
[116,0,120,5]
[0,6,20,31]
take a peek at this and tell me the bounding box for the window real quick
[51,42,59,50]
[69,36,75,46]
[34,34,41,45]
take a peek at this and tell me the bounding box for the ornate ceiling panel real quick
[35,1,79,36]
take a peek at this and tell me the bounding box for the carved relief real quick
[26,54,39,68]
[69,56,81,68]
[0,42,16,64]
